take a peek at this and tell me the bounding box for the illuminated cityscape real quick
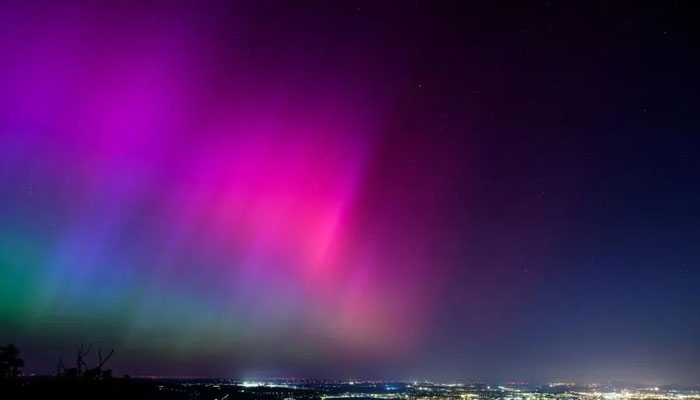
[145,380,700,400]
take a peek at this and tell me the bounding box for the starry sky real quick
[0,0,699,384]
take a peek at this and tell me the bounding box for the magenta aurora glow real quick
[2,0,700,384]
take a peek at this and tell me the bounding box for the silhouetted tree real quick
[0,344,24,379]
[57,343,114,381]
[84,347,114,380]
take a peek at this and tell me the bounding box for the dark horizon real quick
[1,0,699,385]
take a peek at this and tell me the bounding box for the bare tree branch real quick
[97,348,114,369]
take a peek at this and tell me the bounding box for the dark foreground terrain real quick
[0,377,318,400]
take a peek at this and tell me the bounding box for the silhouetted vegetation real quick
[0,343,142,399]
[57,342,114,381]
[0,344,24,380]
[0,343,324,399]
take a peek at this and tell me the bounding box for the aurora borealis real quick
[1,1,700,383]
[0,0,449,376]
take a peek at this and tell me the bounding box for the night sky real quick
[1,0,699,384]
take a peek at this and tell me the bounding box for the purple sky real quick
[0,1,699,384]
